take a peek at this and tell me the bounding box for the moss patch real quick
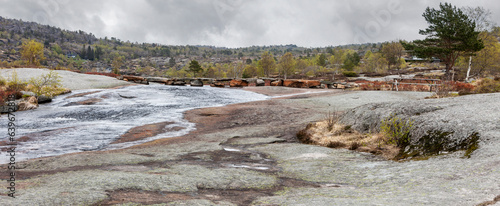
[397,130,480,160]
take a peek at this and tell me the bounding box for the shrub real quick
[28,70,65,97]
[0,76,6,86]
[325,109,341,131]
[474,78,500,94]
[342,71,358,77]
[380,113,413,147]
[7,71,27,92]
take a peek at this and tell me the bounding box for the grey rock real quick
[37,95,52,104]
[256,79,265,86]
[339,93,500,158]
[190,79,204,87]
[21,91,36,97]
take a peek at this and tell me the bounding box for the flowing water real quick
[0,85,269,164]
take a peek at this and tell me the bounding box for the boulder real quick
[191,79,204,87]
[336,84,346,89]
[37,95,52,104]
[302,80,321,88]
[283,79,303,88]
[229,79,249,87]
[211,82,226,87]
[18,96,38,111]
[256,79,265,86]
[122,75,145,82]
[271,80,283,86]
[264,79,272,86]
[172,81,186,86]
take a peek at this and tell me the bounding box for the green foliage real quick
[188,60,203,77]
[28,70,65,97]
[259,51,275,77]
[20,39,45,66]
[380,114,413,147]
[403,3,484,78]
[316,53,327,67]
[0,76,6,86]
[342,71,358,77]
[342,52,360,71]
[7,71,27,91]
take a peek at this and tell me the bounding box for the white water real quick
[0,85,269,164]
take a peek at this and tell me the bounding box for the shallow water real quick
[0,85,268,164]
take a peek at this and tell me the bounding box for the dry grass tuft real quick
[296,120,401,160]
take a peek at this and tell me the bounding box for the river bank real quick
[1,70,499,205]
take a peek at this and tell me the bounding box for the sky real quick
[0,0,499,48]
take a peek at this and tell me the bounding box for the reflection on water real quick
[0,85,268,164]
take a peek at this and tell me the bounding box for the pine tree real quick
[402,3,484,79]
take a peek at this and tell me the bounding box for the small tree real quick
[259,51,275,77]
[20,39,45,66]
[28,70,65,97]
[278,52,295,79]
[188,60,203,77]
[402,3,484,80]
[381,41,405,73]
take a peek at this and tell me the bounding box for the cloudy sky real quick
[0,0,499,48]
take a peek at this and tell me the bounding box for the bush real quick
[342,71,358,77]
[28,70,65,97]
[474,78,500,94]
[7,71,27,92]
[380,114,413,147]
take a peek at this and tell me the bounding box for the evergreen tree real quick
[402,3,484,79]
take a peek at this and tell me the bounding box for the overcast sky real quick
[0,0,499,48]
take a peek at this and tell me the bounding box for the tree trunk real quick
[466,56,472,82]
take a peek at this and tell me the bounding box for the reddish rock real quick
[111,122,184,144]
[283,79,303,88]
[229,79,249,87]
[301,80,321,88]
[211,82,226,87]
[264,79,272,86]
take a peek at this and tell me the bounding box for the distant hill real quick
[0,16,381,77]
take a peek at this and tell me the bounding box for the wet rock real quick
[64,98,102,106]
[229,79,249,87]
[112,121,180,144]
[190,79,204,87]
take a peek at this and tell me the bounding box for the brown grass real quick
[297,121,400,160]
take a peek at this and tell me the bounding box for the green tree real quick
[317,53,327,67]
[278,52,295,79]
[20,39,45,66]
[381,41,405,72]
[28,70,65,97]
[259,51,275,77]
[402,3,484,79]
[112,56,124,74]
[188,60,203,77]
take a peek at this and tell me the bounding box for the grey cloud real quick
[0,0,498,47]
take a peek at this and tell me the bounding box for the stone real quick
[302,80,321,88]
[172,81,186,86]
[211,82,226,87]
[271,80,283,86]
[256,79,265,86]
[229,79,249,87]
[283,79,303,88]
[18,96,38,111]
[190,79,204,87]
[37,95,52,104]
[336,84,346,89]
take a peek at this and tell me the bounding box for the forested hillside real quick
[1,16,498,80]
